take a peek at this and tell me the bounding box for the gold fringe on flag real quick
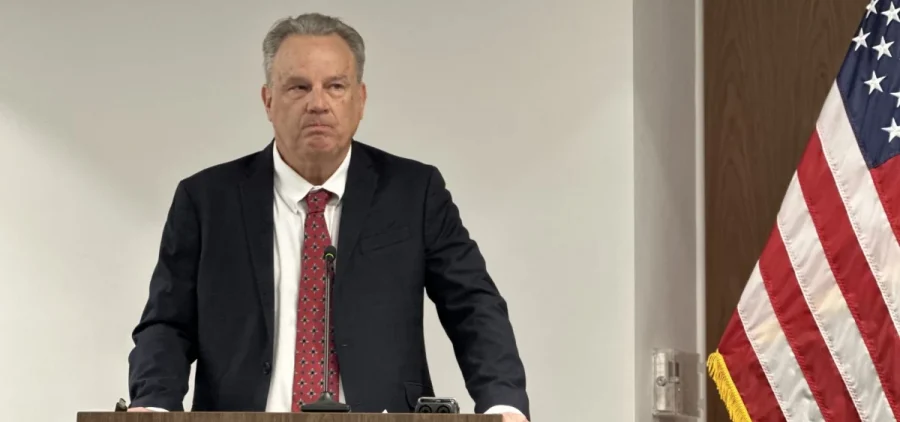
[707,350,752,422]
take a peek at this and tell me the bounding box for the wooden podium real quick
[76,413,502,422]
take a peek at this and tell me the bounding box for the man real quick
[126,12,529,421]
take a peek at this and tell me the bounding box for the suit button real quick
[262,361,272,375]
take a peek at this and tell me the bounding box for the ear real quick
[261,84,273,122]
[358,82,367,120]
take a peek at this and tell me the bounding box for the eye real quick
[330,83,346,90]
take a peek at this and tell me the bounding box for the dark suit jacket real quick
[127,140,529,416]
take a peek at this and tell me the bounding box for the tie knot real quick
[304,189,331,213]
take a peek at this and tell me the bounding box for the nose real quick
[306,86,329,113]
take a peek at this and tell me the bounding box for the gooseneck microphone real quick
[301,245,351,413]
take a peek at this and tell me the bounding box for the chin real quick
[301,135,344,154]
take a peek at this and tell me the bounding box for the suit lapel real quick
[239,142,276,341]
[336,141,378,286]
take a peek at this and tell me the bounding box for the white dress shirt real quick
[266,143,350,411]
[148,143,522,416]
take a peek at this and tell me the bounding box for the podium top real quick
[76,413,503,422]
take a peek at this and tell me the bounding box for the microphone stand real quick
[301,246,351,413]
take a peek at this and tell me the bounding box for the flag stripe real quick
[871,152,900,254]
[776,169,890,421]
[758,190,859,421]
[805,123,900,420]
[818,82,900,418]
[802,127,900,421]
[737,262,820,421]
[717,311,785,422]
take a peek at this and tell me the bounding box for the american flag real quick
[708,1,900,421]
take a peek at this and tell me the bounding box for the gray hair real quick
[262,13,366,85]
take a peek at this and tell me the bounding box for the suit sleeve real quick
[127,180,200,411]
[421,166,529,417]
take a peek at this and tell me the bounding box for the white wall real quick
[633,0,703,420]
[0,0,701,421]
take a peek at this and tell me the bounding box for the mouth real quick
[302,125,334,138]
[303,123,332,129]
[303,125,332,135]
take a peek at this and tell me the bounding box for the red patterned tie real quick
[291,188,340,411]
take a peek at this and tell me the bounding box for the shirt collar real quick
[273,142,351,213]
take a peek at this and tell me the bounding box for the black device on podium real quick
[414,397,460,413]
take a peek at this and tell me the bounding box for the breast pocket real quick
[360,226,411,254]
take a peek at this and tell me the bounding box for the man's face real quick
[262,34,366,160]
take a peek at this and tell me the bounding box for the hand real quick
[127,407,151,412]
[501,412,529,422]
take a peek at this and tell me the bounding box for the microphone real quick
[301,245,351,413]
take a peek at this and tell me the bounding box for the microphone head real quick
[323,245,337,261]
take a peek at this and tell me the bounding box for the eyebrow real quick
[282,76,310,87]
[324,75,350,84]
[281,75,350,87]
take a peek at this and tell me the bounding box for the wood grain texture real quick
[76,413,500,422]
[703,0,868,421]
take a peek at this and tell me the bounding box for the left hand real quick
[502,413,529,422]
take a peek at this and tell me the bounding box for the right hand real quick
[127,407,151,412]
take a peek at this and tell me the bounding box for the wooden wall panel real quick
[703,0,867,420]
